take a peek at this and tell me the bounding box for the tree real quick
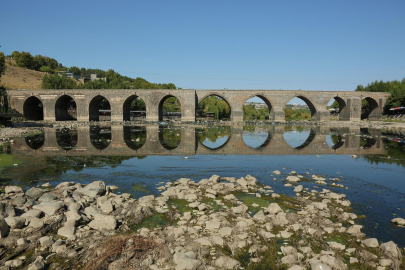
[69,66,80,75]
[42,74,77,89]
[0,52,6,78]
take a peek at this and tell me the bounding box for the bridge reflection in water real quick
[12,125,386,157]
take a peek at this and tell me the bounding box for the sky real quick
[1,0,404,104]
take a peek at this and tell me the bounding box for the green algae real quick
[133,212,169,231]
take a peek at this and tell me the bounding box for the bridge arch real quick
[326,130,344,150]
[89,95,111,121]
[123,95,146,121]
[124,126,147,150]
[158,95,181,121]
[56,128,78,151]
[90,126,111,150]
[159,126,181,150]
[55,95,77,121]
[23,96,43,120]
[283,94,317,121]
[243,94,272,121]
[25,133,45,150]
[197,94,231,120]
[196,126,232,150]
[361,97,379,120]
[326,96,347,121]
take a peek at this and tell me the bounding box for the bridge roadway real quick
[10,125,386,157]
[6,89,390,122]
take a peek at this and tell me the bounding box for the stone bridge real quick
[6,89,390,122]
[10,125,386,157]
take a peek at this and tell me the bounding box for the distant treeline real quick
[7,51,177,90]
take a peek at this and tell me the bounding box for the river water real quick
[1,124,405,246]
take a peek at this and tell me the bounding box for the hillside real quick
[1,63,44,90]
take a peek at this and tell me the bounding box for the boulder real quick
[391,217,405,226]
[0,218,9,238]
[58,226,76,238]
[39,236,53,247]
[25,187,46,200]
[273,170,281,175]
[29,217,44,229]
[38,192,59,202]
[294,185,303,193]
[0,202,16,217]
[27,256,45,270]
[231,204,248,214]
[380,241,400,260]
[286,176,300,182]
[214,256,241,270]
[5,186,24,194]
[33,201,64,216]
[362,238,379,248]
[76,181,106,198]
[5,217,25,229]
[266,203,283,215]
[209,175,220,183]
[173,251,201,270]
[88,214,117,231]
[310,261,331,270]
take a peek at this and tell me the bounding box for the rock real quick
[253,210,267,222]
[310,261,331,270]
[100,200,114,214]
[5,217,25,229]
[58,226,76,238]
[39,236,53,247]
[287,176,300,182]
[88,214,117,231]
[231,204,248,214]
[84,206,99,217]
[210,235,224,246]
[173,251,201,270]
[194,237,212,246]
[328,242,345,250]
[29,218,44,229]
[350,257,358,264]
[347,225,363,236]
[138,195,155,204]
[25,187,46,200]
[380,259,392,267]
[17,238,28,245]
[5,186,23,194]
[0,202,16,217]
[214,256,241,270]
[380,241,400,260]
[13,195,26,204]
[224,194,237,201]
[38,192,59,202]
[42,182,51,187]
[198,203,207,211]
[77,181,106,198]
[288,266,305,270]
[27,256,45,270]
[206,188,217,196]
[266,203,283,214]
[293,185,303,193]
[219,227,233,237]
[33,201,64,216]
[21,209,42,219]
[206,219,221,230]
[209,175,220,183]
[362,238,379,248]
[391,217,405,226]
[0,218,9,238]
[273,170,281,175]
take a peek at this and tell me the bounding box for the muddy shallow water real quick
[1,124,405,246]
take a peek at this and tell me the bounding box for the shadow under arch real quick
[55,95,76,121]
[361,97,379,120]
[196,126,232,150]
[123,95,146,121]
[242,126,272,150]
[90,126,111,150]
[197,94,231,120]
[89,95,110,121]
[25,133,45,150]
[359,128,377,149]
[56,128,78,151]
[243,94,272,121]
[124,126,147,150]
[284,95,317,120]
[283,127,317,150]
[23,96,43,120]
[159,126,181,150]
[158,95,181,121]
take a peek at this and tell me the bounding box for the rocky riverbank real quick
[0,172,404,269]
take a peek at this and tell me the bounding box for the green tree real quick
[15,51,34,69]
[42,73,77,89]
[69,66,80,75]
[0,51,8,112]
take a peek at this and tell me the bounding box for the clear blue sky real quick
[1,0,404,104]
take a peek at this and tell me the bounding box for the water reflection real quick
[242,126,271,149]
[90,126,111,150]
[282,126,315,149]
[159,126,181,150]
[326,133,344,150]
[196,126,231,150]
[56,128,77,151]
[124,126,147,150]
[25,133,44,150]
